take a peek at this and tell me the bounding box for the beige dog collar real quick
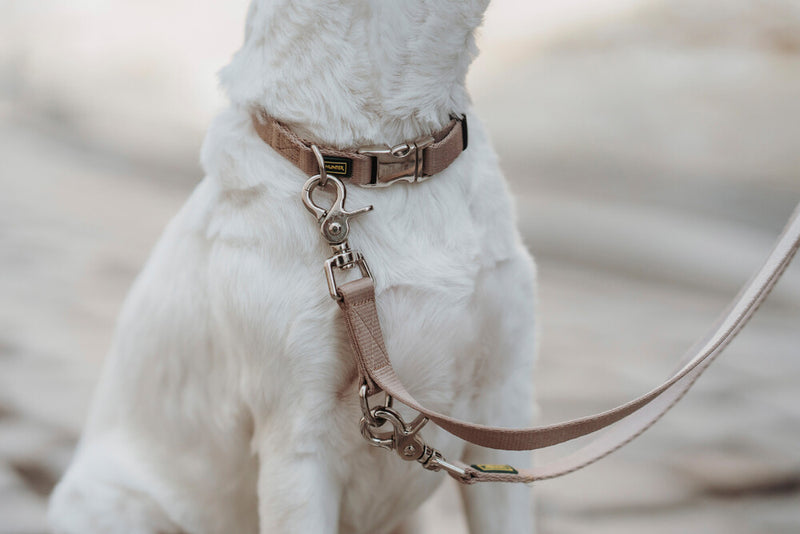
[251,110,467,187]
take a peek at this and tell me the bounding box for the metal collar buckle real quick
[357,135,435,187]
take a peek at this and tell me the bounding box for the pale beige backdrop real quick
[1,1,799,533]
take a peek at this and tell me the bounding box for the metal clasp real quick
[302,174,372,245]
[357,135,435,186]
[358,383,471,481]
[302,174,373,300]
[323,245,372,301]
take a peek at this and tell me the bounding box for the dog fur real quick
[48,1,538,532]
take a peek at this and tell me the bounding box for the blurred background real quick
[1,0,799,532]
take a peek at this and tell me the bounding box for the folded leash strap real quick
[337,203,800,483]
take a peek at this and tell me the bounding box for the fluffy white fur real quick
[48,1,538,533]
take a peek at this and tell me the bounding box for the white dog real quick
[48,1,538,533]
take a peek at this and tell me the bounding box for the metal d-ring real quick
[311,144,328,187]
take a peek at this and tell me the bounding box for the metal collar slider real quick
[357,135,435,186]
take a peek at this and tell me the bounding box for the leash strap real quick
[337,203,800,483]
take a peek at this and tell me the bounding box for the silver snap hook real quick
[301,174,373,244]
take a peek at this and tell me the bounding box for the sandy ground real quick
[1,0,799,532]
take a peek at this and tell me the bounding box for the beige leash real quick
[337,202,800,483]
[258,110,800,484]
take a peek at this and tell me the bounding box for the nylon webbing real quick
[337,203,800,483]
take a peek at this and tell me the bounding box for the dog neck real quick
[220,0,488,148]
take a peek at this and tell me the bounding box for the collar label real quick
[323,157,352,178]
